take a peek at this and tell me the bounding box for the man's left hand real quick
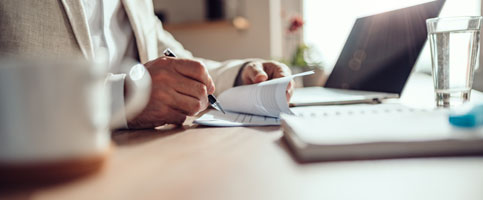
[238,61,294,101]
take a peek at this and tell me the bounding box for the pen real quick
[163,48,226,114]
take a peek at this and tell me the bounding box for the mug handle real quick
[110,63,152,129]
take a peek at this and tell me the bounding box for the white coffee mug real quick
[0,56,150,169]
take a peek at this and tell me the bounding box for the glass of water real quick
[427,16,482,107]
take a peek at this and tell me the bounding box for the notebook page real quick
[285,104,483,145]
[217,71,314,117]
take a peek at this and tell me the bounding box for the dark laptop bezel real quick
[324,0,445,95]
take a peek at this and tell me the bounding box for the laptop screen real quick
[324,0,445,94]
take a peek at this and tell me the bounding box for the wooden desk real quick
[2,73,483,200]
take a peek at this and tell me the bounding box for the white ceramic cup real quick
[0,56,151,165]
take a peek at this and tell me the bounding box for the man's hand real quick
[238,61,294,101]
[127,57,215,129]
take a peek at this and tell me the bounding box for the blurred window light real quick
[304,0,481,73]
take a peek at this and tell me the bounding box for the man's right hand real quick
[127,57,215,129]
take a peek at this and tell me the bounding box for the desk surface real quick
[2,73,483,200]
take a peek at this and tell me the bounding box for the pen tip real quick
[218,105,226,114]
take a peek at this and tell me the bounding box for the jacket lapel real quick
[60,0,94,60]
[122,0,155,63]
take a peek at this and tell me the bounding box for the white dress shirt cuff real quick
[107,73,128,129]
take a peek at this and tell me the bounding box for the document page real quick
[194,71,314,126]
[217,71,313,117]
[195,110,280,127]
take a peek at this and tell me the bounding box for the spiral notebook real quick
[282,104,483,162]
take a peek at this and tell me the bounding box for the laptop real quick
[290,0,445,107]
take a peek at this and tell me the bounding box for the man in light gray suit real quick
[0,0,293,128]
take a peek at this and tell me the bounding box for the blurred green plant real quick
[288,44,324,70]
[291,44,309,67]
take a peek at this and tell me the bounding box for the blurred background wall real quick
[153,0,287,61]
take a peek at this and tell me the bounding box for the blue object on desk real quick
[449,104,483,128]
